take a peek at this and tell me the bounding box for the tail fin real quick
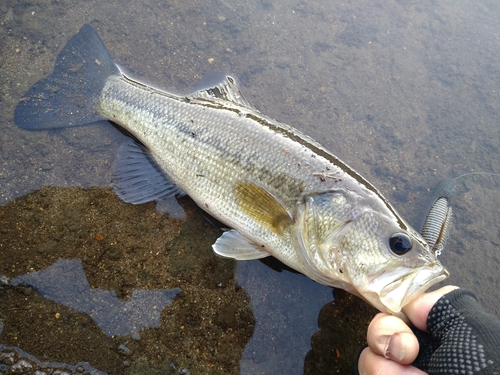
[14,24,121,130]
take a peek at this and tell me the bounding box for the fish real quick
[14,24,448,315]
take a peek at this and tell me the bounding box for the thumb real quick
[403,285,459,331]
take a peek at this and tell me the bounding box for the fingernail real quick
[384,333,404,362]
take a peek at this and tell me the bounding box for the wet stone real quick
[10,359,34,373]
[0,350,16,365]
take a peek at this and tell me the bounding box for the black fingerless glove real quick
[413,289,500,375]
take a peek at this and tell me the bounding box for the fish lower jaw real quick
[376,265,449,314]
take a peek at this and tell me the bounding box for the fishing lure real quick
[421,172,500,256]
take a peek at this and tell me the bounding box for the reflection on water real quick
[236,260,333,374]
[10,259,181,339]
[1,0,499,374]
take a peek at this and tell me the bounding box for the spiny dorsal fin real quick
[234,181,294,234]
[188,72,255,109]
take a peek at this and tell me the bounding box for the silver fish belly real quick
[14,25,449,315]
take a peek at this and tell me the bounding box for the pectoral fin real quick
[234,181,294,234]
[212,230,270,260]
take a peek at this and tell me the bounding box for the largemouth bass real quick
[15,25,448,315]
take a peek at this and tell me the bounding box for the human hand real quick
[357,285,459,375]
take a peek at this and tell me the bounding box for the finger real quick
[403,285,459,331]
[366,313,419,365]
[358,347,427,375]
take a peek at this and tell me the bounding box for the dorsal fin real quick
[188,72,255,109]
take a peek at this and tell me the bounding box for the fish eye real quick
[389,233,413,255]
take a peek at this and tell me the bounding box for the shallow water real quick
[1,0,499,374]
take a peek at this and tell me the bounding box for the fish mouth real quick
[374,263,449,314]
